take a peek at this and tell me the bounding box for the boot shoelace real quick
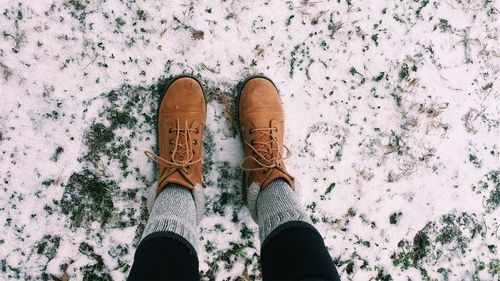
[145,119,201,175]
[240,127,291,172]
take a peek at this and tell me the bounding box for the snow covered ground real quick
[1,0,499,280]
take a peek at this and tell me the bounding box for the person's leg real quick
[128,184,200,280]
[128,232,198,280]
[129,76,206,280]
[237,76,340,280]
[257,179,340,281]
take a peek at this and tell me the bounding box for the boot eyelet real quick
[273,127,278,131]
[251,140,256,145]
[194,128,199,134]
[169,128,173,133]
[169,140,174,144]
[169,150,173,154]
[249,130,253,134]
[192,140,197,145]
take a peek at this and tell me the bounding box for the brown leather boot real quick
[145,76,206,195]
[238,76,294,218]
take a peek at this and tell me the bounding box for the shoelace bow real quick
[240,127,291,172]
[145,119,201,175]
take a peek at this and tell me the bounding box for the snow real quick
[1,0,499,280]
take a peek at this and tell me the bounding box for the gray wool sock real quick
[140,184,198,249]
[257,178,312,242]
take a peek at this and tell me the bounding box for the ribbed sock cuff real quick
[258,209,311,242]
[257,178,312,242]
[140,184,198,249]
[141,218,197,250]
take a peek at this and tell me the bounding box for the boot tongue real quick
[171,125,193,165]
[158,169,194,191]
[172,144,188,163]
[261,170,295,190]
[249,120,277,162]
[254,133,276,164]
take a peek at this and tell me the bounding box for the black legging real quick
[128,221,340,281]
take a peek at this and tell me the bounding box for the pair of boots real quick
[145,75,295,221]
[130,75,340,280]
